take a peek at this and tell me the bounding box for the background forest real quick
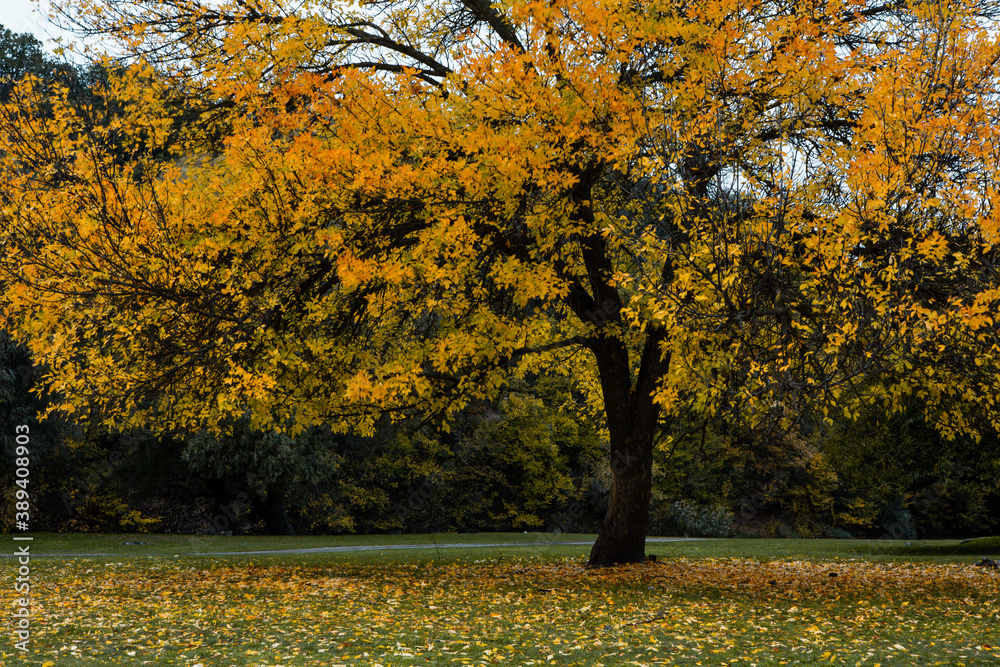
[3,322,998,540]
[1,21,998,542]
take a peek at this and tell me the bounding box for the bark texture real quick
[586,326,668,566]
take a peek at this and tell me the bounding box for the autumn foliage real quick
[3,0,1000,563]
[4,553,999,665]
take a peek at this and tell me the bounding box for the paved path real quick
[4,537,704,558]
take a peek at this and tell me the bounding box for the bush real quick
[65,489,161,533]
[825,403,1000,539]
[653,500,733,537]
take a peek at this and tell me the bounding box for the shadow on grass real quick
[872,535,1000,557]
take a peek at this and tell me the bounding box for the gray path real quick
[4,537,703,557]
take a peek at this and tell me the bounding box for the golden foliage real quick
[3,0,1000,440]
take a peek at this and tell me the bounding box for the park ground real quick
[2,533,999,666]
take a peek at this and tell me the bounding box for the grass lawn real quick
[2,534,999,666]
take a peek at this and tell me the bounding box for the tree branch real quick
[460,0,525,52]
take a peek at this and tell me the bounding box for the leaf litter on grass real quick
[4,556,998,666]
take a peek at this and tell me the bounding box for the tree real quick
[3,0,1000,564]
[0,24,109,105]
[0,25,50,101]
[825,400,1000,538]
[183,417,340,534]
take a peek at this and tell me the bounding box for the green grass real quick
[2,534,998,666]
[6,531,598,557]
[8,532,999,564]
[647,535,1000,564]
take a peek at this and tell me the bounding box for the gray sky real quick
[1,0,91,53]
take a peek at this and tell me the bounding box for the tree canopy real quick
[3,0,1000,563]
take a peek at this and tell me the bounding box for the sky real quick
[0,0,91,54]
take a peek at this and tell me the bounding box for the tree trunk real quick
[585,332,666,567]
[565,171,671,567]
[588,419,655,566]
[262,482,296,535]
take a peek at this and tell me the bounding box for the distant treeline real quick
[2,329,997,539]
